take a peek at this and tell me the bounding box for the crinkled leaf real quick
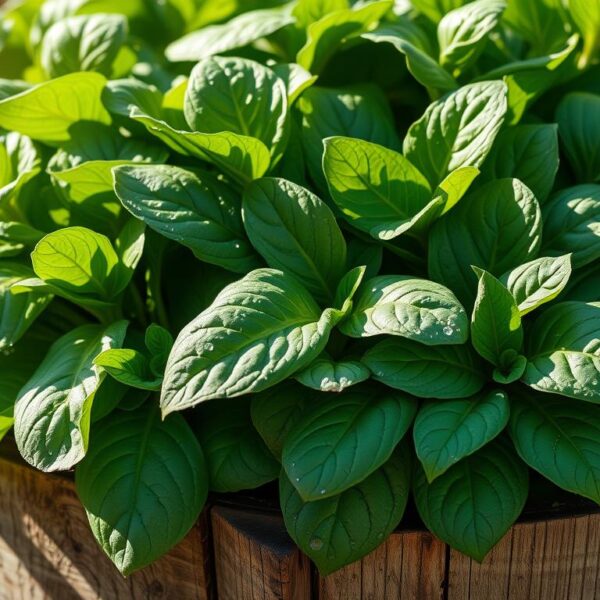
[295,356,370,393]
[161,269,341,414]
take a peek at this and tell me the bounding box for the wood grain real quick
[211,506,311,600]
[447,513,600,600]
[0,455,213,600]
[319,529,446,600]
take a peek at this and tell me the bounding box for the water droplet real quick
[205,343,214,352]
[319,489,326,495]
[234,243,241,249]
[443,326,453,335]
[310,537,323,551]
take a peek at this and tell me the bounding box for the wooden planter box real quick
[0,450,599,600]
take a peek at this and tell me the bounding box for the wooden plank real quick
[448,513,600,600]
[319,530,446,600]
[211,505,311,600]
[0,456,213,600]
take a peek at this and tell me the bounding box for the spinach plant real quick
[0,0,599,577]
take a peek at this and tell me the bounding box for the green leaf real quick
[403,80,507,188]
[509,390,600,504]
[283,384,416,500]
[363,337,485,399]
[298,85,400,192]
[40,14,127,78]
[480,124,559,202]
[410,0,466,23]
[195,397,279,492]
[542,184,600,268]
[522,301,600,403]
[363,20,458,92]
[333,265,366,317]
[272,63,317,105]
[14,321,128,472]
[280,442,411,575]
[414,389,510,481]
[341,275,468,344]
[144,323,173,374]
[295,356,370,393]
[322,136,434,240]
[0,72,111,143]
[430,166,480,215]
[414,437,528,561]
[438,0,505,74]
[161,269,341,414]
[500,254,572,316]
[94,348,162,390]
[31,226,125,302]
[242,177,346,304]
[184,56,288,160]
[502,0,569,55]
[0,262,52,350]
[556,93,600,183]
[113,164,259,274]
[471,268,523,367]
[297,0,393,73]
[429,178,542,306]
[76,407,207,575]
[0,131,41,208]
[131,107,270,183]
[250,380,316,459]
[166,6,295,61]
[570,0,600,67]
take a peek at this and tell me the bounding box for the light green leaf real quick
[94,348,162,390]
[298,85,400,191]
[363,20,458,92]
[0,262,52,350]
[31,226,125,301]
[131,107,270,183]
[322,136,433,240]
[429,178,542,306]
[295,356,369,393]
[509,390,600,504]
[341,275,468,344]
[438,0,505,74]
[0,72,111,143]
[283,385,416,500]
[40,14,127,78]
[184,56,288,160]
[281,443,411,575]
[403,80,507,188]
[0,131,41,208]
[431,166,480,215]
[195,397,279,492]
[414,438,528,561]
[251,380,316,459]
[333,265,366,318]
[556,93,600,183]
[160,269,341,414]
[271,63,317,105]
[76,407,207,575]
[570,0,600,67]
[471,268,523,368]
[522,301,600,403]
[113,164,259,274]
[414,389,509,481]
[242,177,346,304]
[542,184,600,268]
[480,124,559,202]
[363,337,485,399]
[14,321,128,472]
[297,0,393,73]
[410,0,465,22]
[500,254,572,316]
[166,6,295,62]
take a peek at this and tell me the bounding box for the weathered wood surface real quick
[448,513,600,600]
[211,506,311,600]
[0,455,213,600]
[0,454,599,599]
